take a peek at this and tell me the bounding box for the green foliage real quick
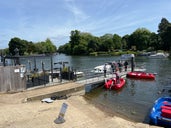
[8,37,27,55]
[158,18,171,51]
[70,30,81,55]
[58,18,171,55]
[128,28,151,51]
[0,48,9,55]
[8,37,57,56]
[113,34,122,49]
[149,33,159,51]
[4,18,171,56]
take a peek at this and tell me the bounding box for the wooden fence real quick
[0,65,26,93]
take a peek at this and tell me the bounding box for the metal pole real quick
[68,66,70,80]
[50,55,53,82]
[131,57,135,72]
[34,56,37,71]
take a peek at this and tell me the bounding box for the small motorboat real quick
[149,97,171,127]
[126,71,155,80]
[148,52,168,59]
[91,64,111,74]
[104,77,126,90]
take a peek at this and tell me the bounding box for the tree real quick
[73,44,87,55]
[100,34,113,51]
[122,35,129,49]
[158,18,171,51]
[149,33,160,51]
[26,41,35,55]
[113,34,122,50]
[161,25,171,51]
[58,43,71,54]
[8,37,27,55]
[44,38,57,53]
[69,30,81,55]
[34,39,57,54]
[87,38,99,53]
[129,28,151,51]
[158,18,170,34]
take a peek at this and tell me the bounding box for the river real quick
[20,54,171,124]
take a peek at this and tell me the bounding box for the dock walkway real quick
[21,71,129,102]
[0,69,141,103]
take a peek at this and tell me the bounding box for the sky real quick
[0,0,171,49]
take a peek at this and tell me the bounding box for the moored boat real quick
[149,97,171,127]
[126,71,155,80]
[91,63,111,74]
[148,52,168,59]
[104,77,126,90]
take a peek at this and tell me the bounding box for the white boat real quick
[91,64,111,74]
[75,71,84,77]
[148,53,168,58]
[120,54,135,60]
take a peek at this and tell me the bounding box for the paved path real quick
[0,82,84,103]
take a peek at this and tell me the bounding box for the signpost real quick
[54,103,68,124]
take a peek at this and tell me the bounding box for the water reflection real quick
[84,57,171,123]
[129,80,136,96]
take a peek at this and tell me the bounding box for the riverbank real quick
[0,92,161,128]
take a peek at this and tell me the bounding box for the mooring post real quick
[131,54,135,72]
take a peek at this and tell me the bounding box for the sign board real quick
[54,103,68,124]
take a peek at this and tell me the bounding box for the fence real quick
[0,65,26,92]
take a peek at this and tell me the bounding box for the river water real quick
[21,54,171,124]
[83,56,171,124]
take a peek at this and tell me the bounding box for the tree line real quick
[58,18,171,55]
[1,37,57,56]
[0,17,171,56]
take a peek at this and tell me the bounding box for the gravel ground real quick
[0,92,161,128]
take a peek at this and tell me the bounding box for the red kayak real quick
[104,78,126,90]
[126,71,155,80]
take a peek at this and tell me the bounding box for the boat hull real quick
[104,78,126,90]
[126,71,155,80]
[150,97,171,127]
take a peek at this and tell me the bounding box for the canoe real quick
[104,77,126,90]
[126,71,155,80]
[149,97,171,127]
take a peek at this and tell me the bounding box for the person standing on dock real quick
[103,64,107,77]
[111,62,115,73]
[115,72,120,84]
[117,61,123,72]
[124,61,128,71]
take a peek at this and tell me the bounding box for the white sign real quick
[54,103,68,124]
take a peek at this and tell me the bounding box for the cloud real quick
[64,0,90,23]
[1,0,171,49]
